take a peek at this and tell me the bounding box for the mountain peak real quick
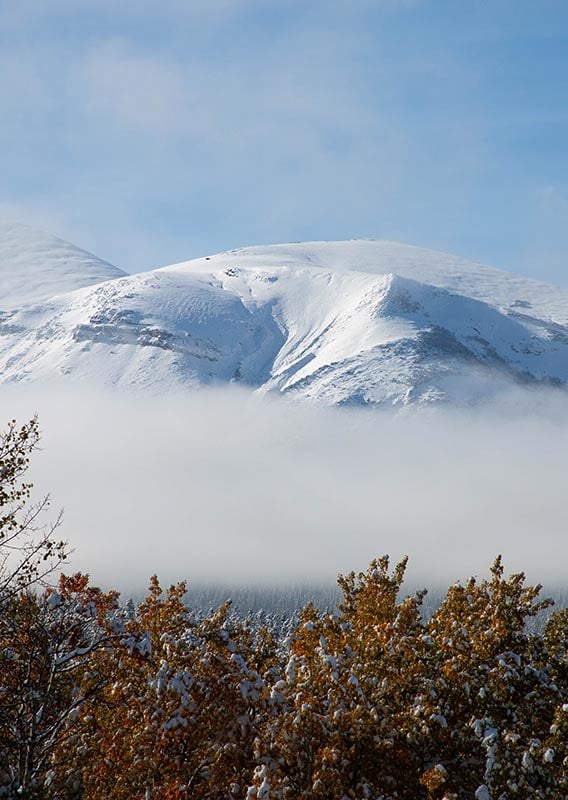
[0,221,127,310]
[1,233,567,406]
[163,239,568,328]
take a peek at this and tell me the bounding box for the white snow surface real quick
[1,236,568,407]
[0,222,126,309]
[169,240,568,326]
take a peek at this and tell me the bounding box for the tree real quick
[248,556,568,800]
[422,556,557,798]
[4,420,568,798]
[74,577,268,800]
[248,556,431,799]
[0,419,122,799]
[0,574,125,799]
[0,417,66,601]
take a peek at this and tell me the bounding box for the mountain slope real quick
[1,239,567,406]
[168,240,568,327]
[0,222,127,310]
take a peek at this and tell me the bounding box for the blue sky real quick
[1,0,568,284]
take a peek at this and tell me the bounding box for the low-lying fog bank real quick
[1,384,567,594]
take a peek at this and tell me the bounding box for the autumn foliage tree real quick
[3,417,568,799]
[69,576,273,800]
[0,421,125,799]
[0,574,126,798]
[0,417,66,599]
[249,557,430,798]
[247,557,568,800]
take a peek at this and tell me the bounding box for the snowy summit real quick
[1,228,567,407]
[0,222,127,309]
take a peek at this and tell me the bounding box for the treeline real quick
[2,420,568,800]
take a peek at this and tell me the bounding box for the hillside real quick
[1,235,567,406]
[0,222,127,310]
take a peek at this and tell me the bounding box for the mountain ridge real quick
[1,229,567,407]
[0,222,127,310]
[164,239,568,327]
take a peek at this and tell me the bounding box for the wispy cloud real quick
[2,0,417,22]
[64,29,402,264]
[515,185,568,284]
[1,0,567,281]
[79,40,191,135]
[0,51,47,112]
[75,32,384,150]
[0,0,258,25]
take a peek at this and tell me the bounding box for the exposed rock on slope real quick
[1,237,567,406]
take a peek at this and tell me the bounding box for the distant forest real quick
[2,419,568,800]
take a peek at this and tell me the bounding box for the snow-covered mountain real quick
[1,231,567,406]
[0,222,126,309]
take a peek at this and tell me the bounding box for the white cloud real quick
[514,185,568,284]
[78,40,192,135]
[1,385,567,594]
[0,50,50,114]
[57,25,405,270]
[75,30,383,148]
[536,185,568,215]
